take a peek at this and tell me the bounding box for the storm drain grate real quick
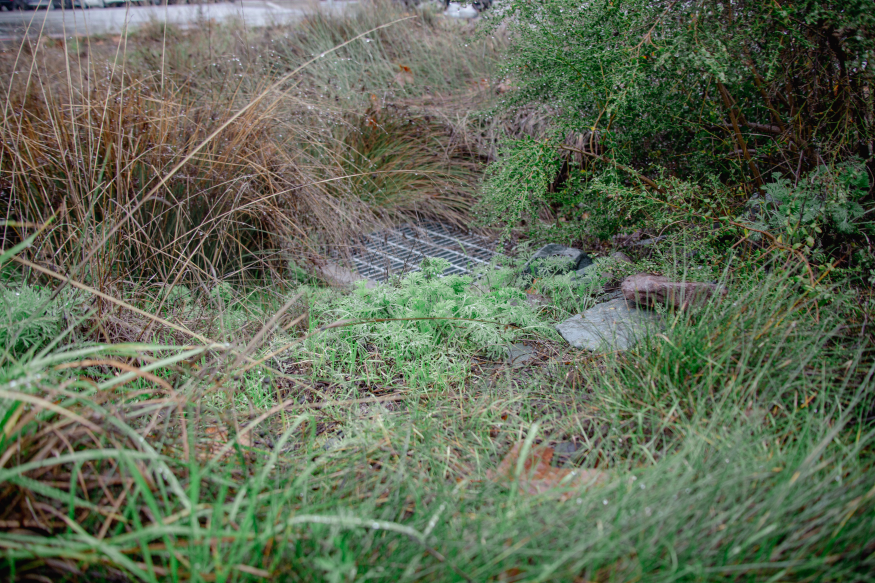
[337,222,495,283]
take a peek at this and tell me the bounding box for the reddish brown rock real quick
[621,274,725,309]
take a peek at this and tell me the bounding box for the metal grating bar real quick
[395,226,490,265]
[332,222,495,283]
[421,224,494,256]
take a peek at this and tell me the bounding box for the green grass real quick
[1,252,873,581]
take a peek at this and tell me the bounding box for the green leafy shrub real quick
[481,0,874,260]
[748,161,871,252]
[478,136,562,230]
[489,0,874,181]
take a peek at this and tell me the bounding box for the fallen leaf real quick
[368,93,382,114]
[393,64,414,87]
[486,442,608,501]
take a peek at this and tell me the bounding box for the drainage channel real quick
[335,222,496,283]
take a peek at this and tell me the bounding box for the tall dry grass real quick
[0,1,500,302]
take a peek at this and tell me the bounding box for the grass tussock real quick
[0,0,499,293]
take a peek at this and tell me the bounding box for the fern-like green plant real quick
[0,284,62,358]
[294,258,556,387]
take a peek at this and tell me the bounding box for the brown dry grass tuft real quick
[0,1,500,298]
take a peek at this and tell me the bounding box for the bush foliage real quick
[482,0,874,262]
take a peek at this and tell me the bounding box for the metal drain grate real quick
[337,222,495,283]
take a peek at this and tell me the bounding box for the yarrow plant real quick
[0,284,84,360]
[295,258,555,387]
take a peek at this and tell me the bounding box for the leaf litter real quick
[486,442,609,501]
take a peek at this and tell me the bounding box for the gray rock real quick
[574,251,594,271]
[556,298,660,352]
[523,244,592,277]
[553,441,579,455]
[507,343,537,366]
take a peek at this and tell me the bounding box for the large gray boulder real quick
[555,298,660,352]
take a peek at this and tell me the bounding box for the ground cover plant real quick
[1,1,875,582]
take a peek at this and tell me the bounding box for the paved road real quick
[0,0,357,38]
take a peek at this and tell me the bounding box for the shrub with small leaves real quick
[481,0,875,266]
[478,136,562,234]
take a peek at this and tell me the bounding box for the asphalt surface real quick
[0,0,357,38]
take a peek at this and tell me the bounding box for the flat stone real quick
[507,343,537,366]
[318,261,377,290]
[523,244,592,277]
[556,298,660,352]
